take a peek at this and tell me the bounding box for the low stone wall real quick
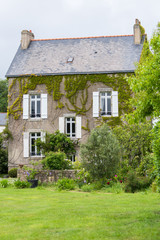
[17,169,77,183]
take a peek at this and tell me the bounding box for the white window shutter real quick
[23,94,29,119]
[41,131,46,157]
[112,91,118,117]
[23,132,29,158]
[41,131,46,142]
[41,94,47,119]
[93,92,99,117]
[59,117,64,133]
[76,117,81,138]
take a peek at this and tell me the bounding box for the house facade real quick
[6,19,145,170]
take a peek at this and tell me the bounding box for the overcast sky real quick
[0,0,160,79]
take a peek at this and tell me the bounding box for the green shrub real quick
[81,184,93,192]
[8,168,17,178]
[75,168,91,188]
[152,181,157,192]
[42,151,72,170]
[14,179,31,189]
[113,122,153,173]
[80,124,120,180]
[56,178,76,190]
[36,130,76,157]
[91,181,105,190]
[0,179,9,188]
[0,134,8,174]
[124,171,151,193]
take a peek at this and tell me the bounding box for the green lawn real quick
[0,188,160,240]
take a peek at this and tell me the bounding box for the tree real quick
[127,23,160,121]
[80,124,120,180]
[127,23,160,191]
[0,133,8,174]
[36,130,76,158]
[0,79,8,112]
[113,122,153,177]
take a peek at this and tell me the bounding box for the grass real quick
[0,188,160,240]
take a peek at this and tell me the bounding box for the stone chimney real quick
[21,30,34,49]
[133,19,141,44]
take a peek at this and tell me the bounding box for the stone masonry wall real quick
[17,169,76,183]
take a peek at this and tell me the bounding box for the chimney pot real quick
[21,30,34,49]
[134,19,141,44]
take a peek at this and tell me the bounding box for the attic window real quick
[67,57,74,63]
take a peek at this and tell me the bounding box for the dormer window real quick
[67,57,74,63]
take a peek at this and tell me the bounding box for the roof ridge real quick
[31,34,134,41]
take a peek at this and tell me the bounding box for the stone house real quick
[6,19,145,170]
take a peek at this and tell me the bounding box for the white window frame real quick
[59,115,81,139]
[65,117,76,138]
[93,90,118,117]
[30,132,41,157]
[30,94,41,119]
[100,91,112,116]
[23,93,47,120]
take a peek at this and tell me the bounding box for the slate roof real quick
[6,35,145,77]
[0,113,7,126]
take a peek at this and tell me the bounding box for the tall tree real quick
[127,23,160,191]
[127,23,160,121]
[0,79,8,112]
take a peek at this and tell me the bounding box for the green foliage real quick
[0,133,8,174]
[8,73,132,127]
[113,122,153,172]
[0,179,9,188]
[80,124,120,180]
[14,179,31,188]
[56,178,76,190]
[37,131,76,157]
[75,168,91,187]
[124,171,151,193]
[42,151,72,170]
[152,121,160,192]
[127,23,160,121]
[8,168,17,178]
[0,79,8,112]
[81,184,93,192]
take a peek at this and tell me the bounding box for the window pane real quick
[37,100,41,115]
[107,98,111,115]
[37,133,41,137]
[31,133,35,137]
[67,122,70,134]
[101,97,106,115]
[107,92,111,96]
[31,101,35,117]
[101,92,105,96]
[31,138,35,155]
[72,122,75,134]
[31,95,35,99]
[37,94,40,99]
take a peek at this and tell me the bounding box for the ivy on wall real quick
[8,73,133,127]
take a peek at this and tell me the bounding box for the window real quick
[30,94,41,118]
[93,91,118,117]
[59,116,81,139]
[67,57,74,63]
[70,155,76,162]
[23,131,45,158]
[30,132,41,156]
[23,94,47,119]
[100,92,111,116]
[66,117,76,138]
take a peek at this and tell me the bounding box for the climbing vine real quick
[8,73,133,127]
